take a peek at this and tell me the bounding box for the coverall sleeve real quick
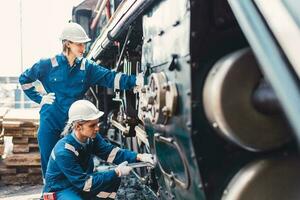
[55,151,120,194]
[87,60,136,90]
[19,60,47,104]
[93,134,137,164]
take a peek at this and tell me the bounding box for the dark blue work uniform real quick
[19,53,136,179]
[44,132,137,199]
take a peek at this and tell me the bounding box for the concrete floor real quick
[0,184,42,200]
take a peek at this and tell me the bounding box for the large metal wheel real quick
[203,48,291,151]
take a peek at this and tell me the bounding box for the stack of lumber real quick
[0,108,42,185]
[0,108,9,156]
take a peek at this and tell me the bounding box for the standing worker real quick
[44,100,154,199]
[18,22,144,181]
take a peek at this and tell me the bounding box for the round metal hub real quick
[203,48,291,151]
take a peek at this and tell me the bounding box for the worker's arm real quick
[93,134,137,164]
[18,59,48,104]
[86,59,136,90]
[55,150,120,195]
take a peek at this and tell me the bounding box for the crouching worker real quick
[43,100,154,200]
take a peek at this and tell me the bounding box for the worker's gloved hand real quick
[40,93,55,106]
[133,73,144,93]
[137,153,155,165]
[115,161,132,177]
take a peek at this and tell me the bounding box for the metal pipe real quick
[87,0,155,59]
[90,0,109,30]
[115,25,133,72]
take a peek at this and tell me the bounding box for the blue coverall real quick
[44,132,137,199]
[19,53,136,178]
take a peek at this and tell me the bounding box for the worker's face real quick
[69,42,86,58]
[79,119,100,138]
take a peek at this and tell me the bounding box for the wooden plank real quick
[3,109,39,123]
[4,128,37,137]
[0,144,4,155]
[12,137,29,144]
[28,137,38,144]
[0,161,17,175]
[13,144,39,153]
[12,137,38,144]
[2,121,39,129]
[13,145,29,153]
[0,173,42,185]
[4,153,41,166]
[28,167,42,174]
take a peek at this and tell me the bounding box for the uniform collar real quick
[59,53,81,66]
[59,53,69,65]
[70,132,90,148]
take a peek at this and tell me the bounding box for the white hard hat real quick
[60,22,91,43]
[68,100,104,124]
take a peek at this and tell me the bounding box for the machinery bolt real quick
[212,122,218,128]
[162,106,170,116]
[141,106,147,111]
[141,87,147,93]
[148,96,155,105]
[162,83,170,91]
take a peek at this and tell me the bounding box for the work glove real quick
[40,93,55,106]
[137,153,155,165]
[115,161,132,177]
[133,73,144,93]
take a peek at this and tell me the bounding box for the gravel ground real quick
[116,173,158,200]
[0,184,43,200]
[0,174,157,200]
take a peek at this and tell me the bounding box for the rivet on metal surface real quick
[223,189,228,195]
[141,106,147,111]
[186,90,191,96]
[212,122,218,128]
[192,102,199,108]
[186,122,192,128]
[141,87,146,93]
[158,30,165,36]
[191,0,196,7]
[191,152,196,159]
[162,106,170,116]
[170,193,176,199]
[191,62,197,68]
[162,83,170,91]
[216,17,225,26]
[173,20,180,27]
[191,31,197,38]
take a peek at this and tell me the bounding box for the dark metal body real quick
[73,0,300,199]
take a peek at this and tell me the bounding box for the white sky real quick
[0,0,83,76]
